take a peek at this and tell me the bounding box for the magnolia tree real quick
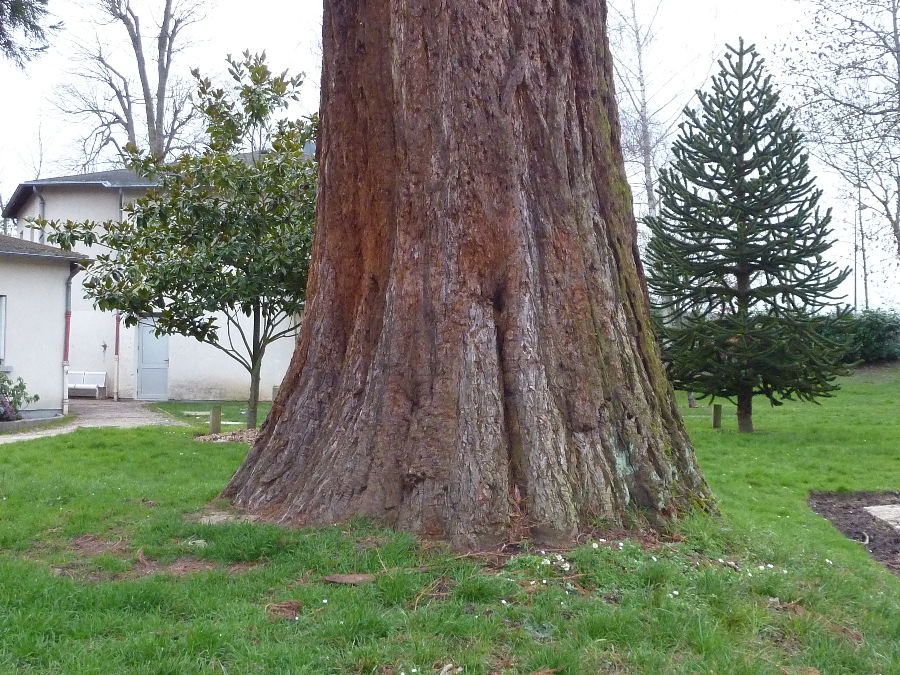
[46,53,316,428]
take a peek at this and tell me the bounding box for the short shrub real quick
[0,372,39,421]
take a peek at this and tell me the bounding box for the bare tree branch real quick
[783,0,900,267]
[54,0,205,168]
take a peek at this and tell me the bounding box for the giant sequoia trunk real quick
[222,0,710,548]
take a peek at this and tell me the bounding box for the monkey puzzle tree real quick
[646,40,851,434]
[222,0,711,548]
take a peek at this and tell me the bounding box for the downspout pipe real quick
[115,189,125,401]
[114,190,125,402]
[114,313,121,401]
[62,262,79,415]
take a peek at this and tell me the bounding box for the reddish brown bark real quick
[222,0,710,548]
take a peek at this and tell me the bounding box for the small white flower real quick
[339,620,343,624]
[542,579,547,584]
[412,669,418,673]
[322,599,328,604]
[758,565,765,570]
[672,590,679,596]
[530,580,536,585]
[555,553,564,561]
[561,562,571,572]
[717,558,724,563]
[667,593,673,598]
[598,539,606,543]
[747,572,752,577]
[826,559,833,565]
[501,600,507,605]
[592,542,599,549]
[541,558,551,565]
[651,556,657,562]
[767,564,774,569]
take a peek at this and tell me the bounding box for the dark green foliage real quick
[646,39,851,431]
[849,310,900,363]
[0,0,59,66]
[823,309,900,364]
[44,53,316,428]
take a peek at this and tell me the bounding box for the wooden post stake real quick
[711,404,722,429]
[210,405,222,434]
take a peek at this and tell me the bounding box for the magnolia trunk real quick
[222,0,709,548]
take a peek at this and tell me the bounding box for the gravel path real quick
[0,399,186,444]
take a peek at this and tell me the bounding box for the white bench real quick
[67,371,108,399]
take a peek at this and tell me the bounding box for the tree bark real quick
[246,304,263,430]
[222,0,710,548]
[737,385,754,434]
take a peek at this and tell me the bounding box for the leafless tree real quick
[783,0,900,268]
[55,0,204,168]
[608,0,708,222]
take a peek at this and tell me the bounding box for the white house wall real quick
[0,256,70,416]
[14,185,295,402]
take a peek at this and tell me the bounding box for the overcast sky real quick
[3,0,892,308]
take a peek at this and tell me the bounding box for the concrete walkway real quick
[0,399,186,444]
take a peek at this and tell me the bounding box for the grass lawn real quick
[0,366,899,673]
[150,401,274,431]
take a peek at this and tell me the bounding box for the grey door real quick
[136,320,169,400]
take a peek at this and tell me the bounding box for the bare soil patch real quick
[132,550,218,576]
[266,600,303,621]
[69,533,128,556]
[809,491,900,574]
[55,533,256,582]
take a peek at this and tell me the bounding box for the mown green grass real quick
[151,401,273,431]
[0,366,899,674]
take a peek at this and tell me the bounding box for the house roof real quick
[1,168,157,218]
[0,234,87,262]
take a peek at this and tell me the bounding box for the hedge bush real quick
[837,309,900,364]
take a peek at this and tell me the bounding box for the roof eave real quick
[0,250,88,263]
[1,183,36,219]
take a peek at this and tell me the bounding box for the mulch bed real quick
[809,491,900,574]
[195,429,258,444]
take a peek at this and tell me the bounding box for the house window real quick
[0,295,6,364]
